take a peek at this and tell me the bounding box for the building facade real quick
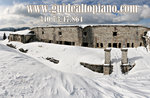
[9,34,35,43]
[31,25,150,48]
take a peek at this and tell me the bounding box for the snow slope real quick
[0,43,109,98]
[1,39,150,98]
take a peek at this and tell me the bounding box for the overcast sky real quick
[0,0,150,28]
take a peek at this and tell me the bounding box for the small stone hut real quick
[9,30,35,43]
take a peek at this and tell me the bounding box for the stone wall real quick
[92,25,149,48]
[82,26,94,47]
[9,34,23,42]
[31,26,82,46]
[24,35,36,43]
[9,34,35,43]
[31,25,150,48]
[121,48,128,64]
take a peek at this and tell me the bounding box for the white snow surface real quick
[0,38,150,97]
[0,31,11,40]
[9,30,31,35]
[147,31,150,38]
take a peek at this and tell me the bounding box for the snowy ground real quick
[0,31,150,98]
[0,31,11,40]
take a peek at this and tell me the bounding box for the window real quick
[113,32,117,36]
[140,42,142,46]
[108,43,111,47]
[96,43,99,47]
[42,31,44,34]
[72,42,75,45]
[59,32,62,35]
[100,43,103,48]
[49,40,52,43]
[83,32,87,36]
[56,41,63,44]
[113,43,117,48]
[82,43,88,47]
[132,43,134,48]
[127,43,130,47]
[119,43,121,48]
[60,41,62,44]
[64,41,72,45]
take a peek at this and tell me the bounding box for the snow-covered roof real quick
[10,30,32,35]
[32,24,149,29]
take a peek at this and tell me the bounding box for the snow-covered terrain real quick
[9,30,31,35]
[0,31,150,98]
[0,31,11,40]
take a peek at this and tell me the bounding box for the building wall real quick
[31,26,82,46]
[9,34,35,43]
[24,35,36,43]
[82,26,94,47]
[30,25,150,48]
[92,26,149,48]
[9,34,23,42]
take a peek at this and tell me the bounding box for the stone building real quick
[31,26,82,46]
[9,30,35,43]
[31,25,150,48]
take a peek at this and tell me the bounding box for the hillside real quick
[0,27,30,31]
